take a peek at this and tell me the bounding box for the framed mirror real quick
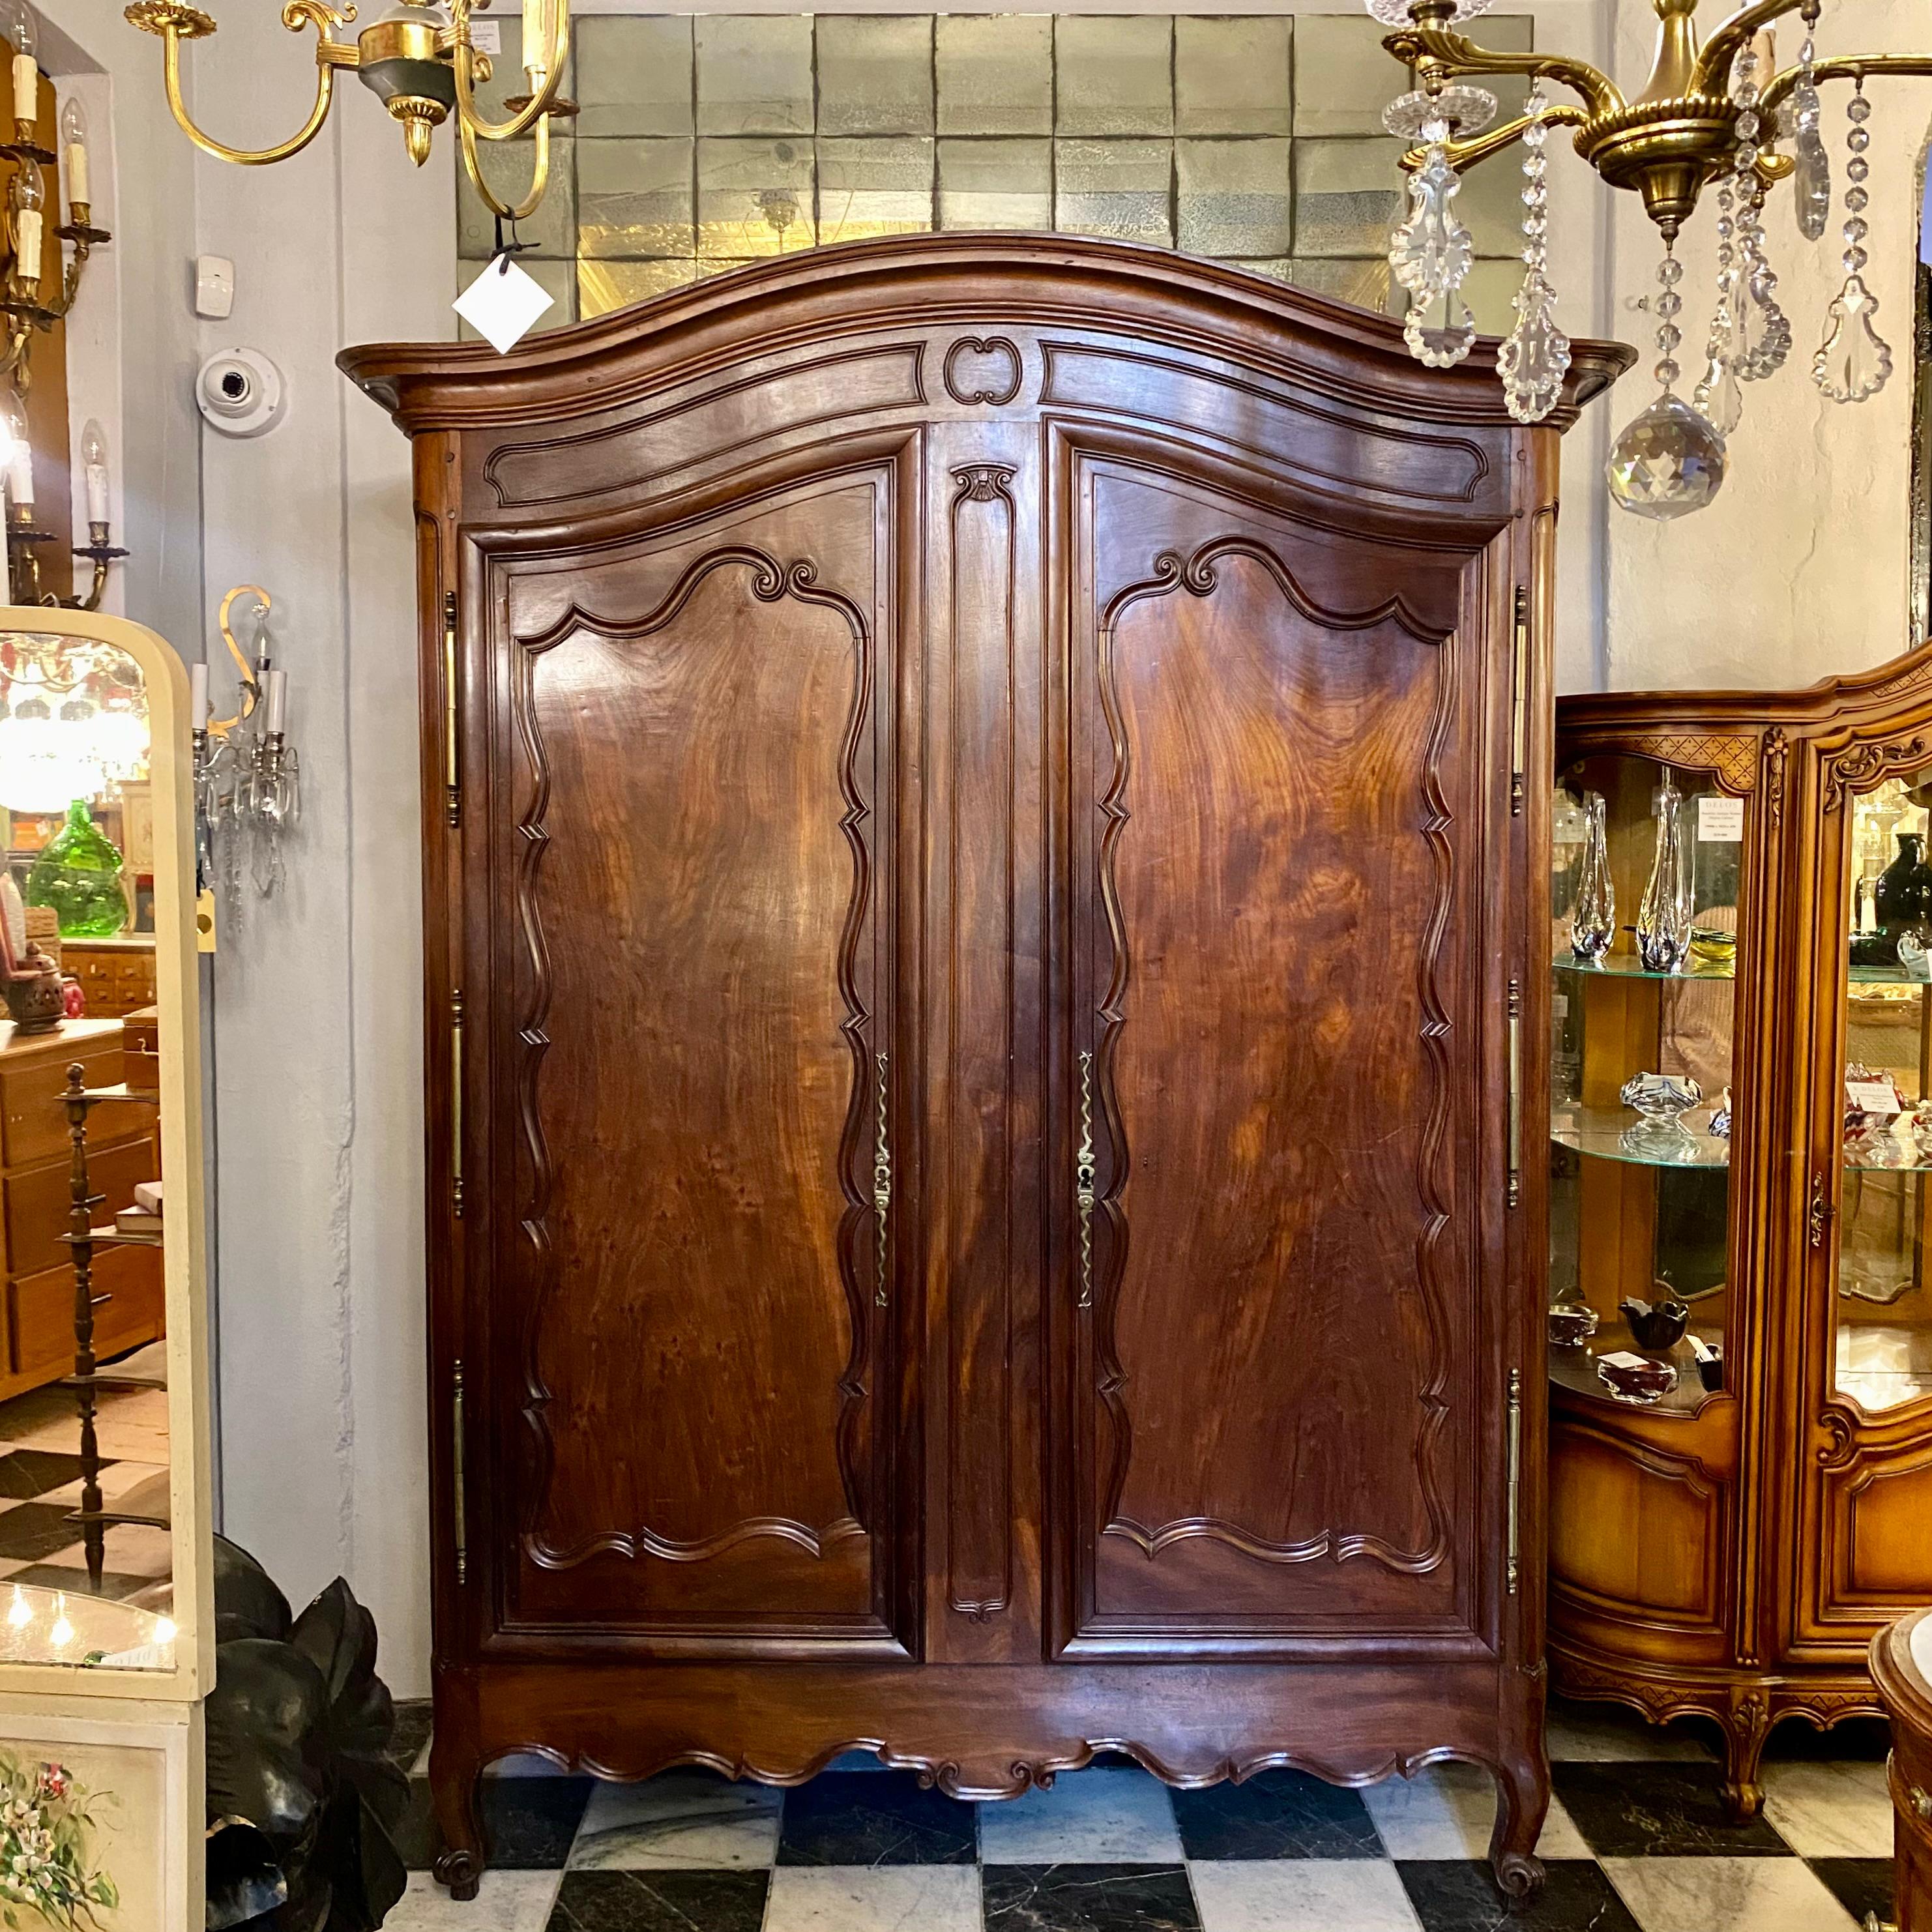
[0,609,209,1702]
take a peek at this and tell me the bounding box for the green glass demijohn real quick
[25,798,127,939]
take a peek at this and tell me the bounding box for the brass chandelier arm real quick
[1381,27,1624,120]
[1757,52,1932,120]
[126,0,357,168]
[1399,101,1590,177]
[456,107,551,221]
[447,0,570,143]
[1691,0,1813,97]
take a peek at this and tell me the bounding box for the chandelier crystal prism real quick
[124,0,574,221]
[1370,0,1932,516]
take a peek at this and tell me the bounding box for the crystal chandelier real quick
[1369,0,1932,518]
[124,0,573,223]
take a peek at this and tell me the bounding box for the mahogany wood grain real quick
[341,232,1632,1904]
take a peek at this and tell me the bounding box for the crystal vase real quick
[25,798,127,939]
[1570,792,1615,961]
[1635,773,1693,973]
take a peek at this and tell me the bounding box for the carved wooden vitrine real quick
[342,233,1628,1901]
[1552,651,1932,1817]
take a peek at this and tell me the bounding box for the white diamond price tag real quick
[454,255,553,355]
[469,16,501,52]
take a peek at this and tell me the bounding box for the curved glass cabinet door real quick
[1549,752,1741,1411]
[1837,765,1932,1414]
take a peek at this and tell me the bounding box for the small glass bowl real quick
[1596,1351,1679,1405]
[1547,1304,1598,1347]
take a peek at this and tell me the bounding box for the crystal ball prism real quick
[1605,394,1727,521]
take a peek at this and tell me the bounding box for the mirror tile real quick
[573,16,693,139]
[695,16,815,138]
[696,136,817,257]
[1055,138,1173,247]
[817,16,935,138]
[1292,14,1405,138]
[578,258,703,319]
[937,138,1052,231]
[458,139,577,259]
[818,137,935,245]
[463,16,576,139]
[1291,136,1403,258]
[1055,16,1174,138]
[1176,137,1293,259]
[1280,256,1395,312]
[1175,17,1291,137]
[576,138,694,259]
[935,16,1054,136]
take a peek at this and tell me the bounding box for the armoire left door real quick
[454,448,915,1657]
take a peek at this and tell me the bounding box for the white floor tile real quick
[1360,1762,1591,1860]
[763,1864,980,1932]
[978,1764,1183,1864]
[1546,1703,1718,1763]
[1602,1855,1860,1932]
[1760,1759,1895,1858]
[1192,1858,1423,1932]
[569,1769,783,1869]
[382,1871,561,1932]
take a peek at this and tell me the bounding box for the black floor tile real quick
[0,1450,96,1500]
[484,1776,595,1869]
[0,1502,100,1562]
[1764,1717,1892,1762]
[982,1864,1199,1932]
[1398,1860,1643,1931]
[1550,1760,1793,1857]
[548,1869,769,1932]
[1811,1856,1894,1925]
[1171,1770,1383,1859]
[5,1563,154,1602]
[775,1768,976,1865]
[387,1697,433,1774]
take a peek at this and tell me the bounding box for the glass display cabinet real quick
[1551,650,1932,1821]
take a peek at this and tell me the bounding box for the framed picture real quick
[0,1694,200,1932]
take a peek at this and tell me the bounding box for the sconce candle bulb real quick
[59,96,85,208]
[0,0,34,130]
[1,391,31,515]
[11,154,40,289]
[80,417,106,527]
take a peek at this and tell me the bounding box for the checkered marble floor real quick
[381,1695,1898,1931]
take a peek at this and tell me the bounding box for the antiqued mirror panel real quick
[1837,763,1932,1413]
[0,632,176,1672]
[1549,754,1739,1414]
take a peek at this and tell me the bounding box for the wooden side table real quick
[1873,1609,1932,1932]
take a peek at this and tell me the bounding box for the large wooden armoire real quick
[342,235,1628,1900]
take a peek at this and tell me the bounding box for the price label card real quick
[469,17,501,51]
[1847,1079,1901,1117]
[454,254,555,354]
[1697,795,1744,842]
[1552,993,1568,1021]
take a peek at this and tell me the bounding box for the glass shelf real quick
[1552,1105,1730,1169]
[1837,1322,1932,1412]
[1548,1334,1724,1416]
[1851,963,1932,986]
[1554,954,1735,984]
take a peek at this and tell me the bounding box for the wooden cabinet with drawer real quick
[60,939,157,1020]
[0,1018,162,1401]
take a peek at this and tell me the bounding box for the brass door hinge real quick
[450,988,465,1220]
[452,1359,468,1585]
[1510,585,1529,817]
[1506,978,1522,1210]
[443,591,461,830]
[1506,1366,1523,1596]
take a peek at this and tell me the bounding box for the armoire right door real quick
[1051,432,1514,1659]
